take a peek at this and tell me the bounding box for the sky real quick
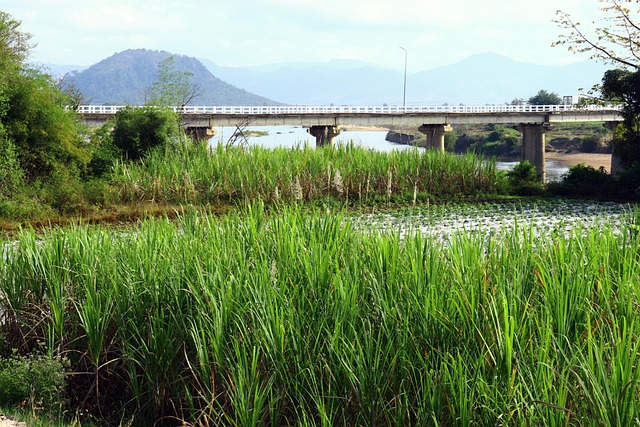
[2,0,607,72]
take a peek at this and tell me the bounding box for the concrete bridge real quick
[78,104,623,180]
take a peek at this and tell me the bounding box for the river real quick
[209,126,570,181]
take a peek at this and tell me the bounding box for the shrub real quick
[614,164,640,201]
[0,135,24,200]
[581,136,600,153]
[548,163,615,198]
[506,160,545,195]
[0,353,67,411]
[111,106,181,161]
[85,126,122,179]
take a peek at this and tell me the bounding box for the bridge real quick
[78,104,624,180]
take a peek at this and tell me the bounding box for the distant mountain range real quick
[46,50,610,106]
[200,53,609,105]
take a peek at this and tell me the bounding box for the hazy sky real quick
[3,0,605,71]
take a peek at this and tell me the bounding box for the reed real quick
[110,142,505,205]
[1,204,639,425]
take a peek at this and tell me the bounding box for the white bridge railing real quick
[77,104,622,115]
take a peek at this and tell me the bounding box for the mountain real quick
[35,63,88,77]
[199,58,401,105]
[54,51,610,106]
[64,49,280,105]
[408,53,608,105]
[199,53,609,106]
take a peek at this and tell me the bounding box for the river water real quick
[210,126,570,181]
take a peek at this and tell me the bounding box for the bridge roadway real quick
[78,104,624,180]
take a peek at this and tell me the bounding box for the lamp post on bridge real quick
[400,46,407,109]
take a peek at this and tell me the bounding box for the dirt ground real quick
[0,415,26,427]
[546,152,612,172]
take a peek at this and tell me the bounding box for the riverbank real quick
[546,151,612,172]
[0,415,25,427]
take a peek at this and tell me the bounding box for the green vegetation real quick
[0,353,67,412]
[0,12,90,186]
[145,56,201,107]
[443,122,609,158]
[506,160,545,195]
[601,69,640,169]
[111,142,505,206]
[450,124,521,157]
[555,0,639,185]
[528,89,562,105]
[108,106,182,162]
[2,205,640,425]
[2,8,640,425]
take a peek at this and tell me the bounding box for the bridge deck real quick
[78,104,623,127]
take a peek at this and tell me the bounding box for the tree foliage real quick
[528,89,562,105]
[0,11,34,65]
[553,0,639,69]
[555,1,640,173]
[0,133,23,199]
[0,12,89,182]
[601,68,640,168]
[110,106,181,161]
[145,56,202,107]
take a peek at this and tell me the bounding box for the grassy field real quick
[1,203,639,426]
[0,141,508,236]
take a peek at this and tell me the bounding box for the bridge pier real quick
[185,126,216,142]
[418,124,452,151]
[517,123,550,181]
[308,125,341,147]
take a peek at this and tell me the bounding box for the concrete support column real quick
[308,125,341,147]
[185,126,216,142]
[418,124,452,151]
[517,123,550,181]
[604,121,622,176]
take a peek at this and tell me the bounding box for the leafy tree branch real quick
[553,0,639,69]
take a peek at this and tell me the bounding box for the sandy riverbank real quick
[0,415,25,427]
[545,152,612,172]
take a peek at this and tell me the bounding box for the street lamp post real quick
[400,46,407,109]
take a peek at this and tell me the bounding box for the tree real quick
[553,0,639,70]
[528,90,562,105]
[110,106,181,161]
[0,12,89,182]
[0,132,23,199]
[554,1,640,188]
[0,11,34,65]
[58,72,91,110]
[145,56,202,108]
[601,68,640,168]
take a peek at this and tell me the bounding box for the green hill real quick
[65,49,280,106]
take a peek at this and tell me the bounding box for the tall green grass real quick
[1,205,639,425]
[111,142,505,205]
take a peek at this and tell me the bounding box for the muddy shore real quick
[545,152,612,172]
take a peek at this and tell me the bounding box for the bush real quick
[506,160,545,195]
[548,163,615,198]
[84,125,122,179]
[111,106,181,161]
[0,353,67,411]
[614,165,640,201]
[0,134,24,200]
[581,136,600,153]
